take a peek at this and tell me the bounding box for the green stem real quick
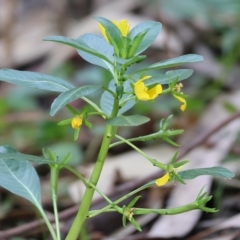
[89,201,204,218]
[63,165,89,187]
[50,167,61,240]
[114,135,167,170]
[82,96,102,113]
[87,111,108,118]
[39,208,58,240]
[134,202,199,215]
[65,96,119,240]
[110,130,182,148]
[88,181,154,218]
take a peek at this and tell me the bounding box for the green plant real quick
[0,17,234,240]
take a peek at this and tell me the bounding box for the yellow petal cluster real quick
[173,83,187,111]
[173,95,187,111]
[99,19,130,42]
[155,173,170,186]
[134,76,162,101]
[71,116,83,129]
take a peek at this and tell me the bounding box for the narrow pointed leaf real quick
[136,55,203,74]
[50,85,101,116]
[130,218,142,232]
[43,36,114,65]
[0,69,74,92]
[107,115,150,126]
[122,206,127,227]
[178,166,235,180]
[128,196,141,208]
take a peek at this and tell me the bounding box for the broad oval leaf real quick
[77,33,114,71]
[43,36,114,66]
[136,54,204,73]
[178,166,235,180]
[0,69,74,92]
[129,21,162,55]
[0,146,42,208]
[107,115,150,126]
[50,85,101,116]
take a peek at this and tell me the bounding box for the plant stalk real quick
[65,124,117,240]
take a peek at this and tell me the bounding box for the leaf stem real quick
[50,167,61,240]
[114,135,167,170]
[38,208,58,240]
[82,96,102,113]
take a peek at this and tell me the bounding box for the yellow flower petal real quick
[112,19,130,37]
[134,82,151,100]
[155,173,170,186]
[98,23,109,42]
[71,116,83,129]
[173,94,187,111]
[147,84,162,99]
[134,76,162,101]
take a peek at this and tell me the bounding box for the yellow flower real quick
[71,116,83,129]
[173,95,187,111]
[134,76,162,101]
[99,19,130,42]
[173,83,186,111]
[155,173,170,186]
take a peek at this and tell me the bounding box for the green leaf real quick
[77,33,114,72]
[107,115,150,126]
[178,166,235,180]
[43,36,114,66]
[50,85,101,116]
[173,160,189,169]
[94,17,124,54]
[122,206,127,227]
[128,21,162,55]
[127,29,149,57]
[136,55,204,73]
[166,69,193,81]
[119,99,135,115]
[100,80,116,116]
[0,145,17,153]
[0,69,74,92]
[0,153,52,164]
[128,196,141,208]
[0,146,42,208]
[130,217,142,232]
[118,81,136,115]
